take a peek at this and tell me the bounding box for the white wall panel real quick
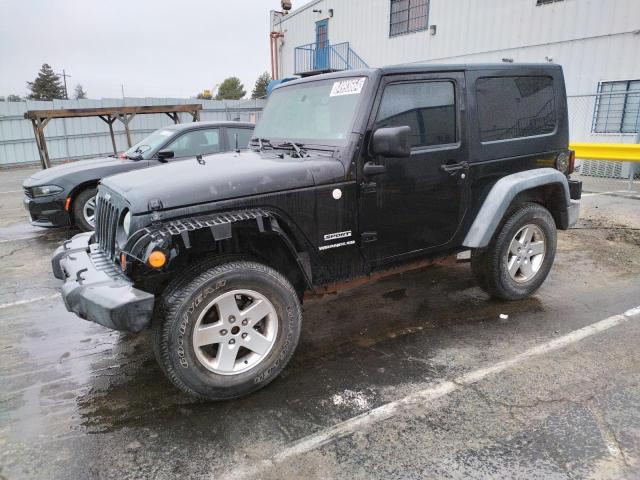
[274,0,640,94]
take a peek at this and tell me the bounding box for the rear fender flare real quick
[463,168,570,249]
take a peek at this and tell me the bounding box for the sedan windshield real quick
[122,128,176,159]
[253,77,367,144]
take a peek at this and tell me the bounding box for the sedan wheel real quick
[72,187,98,232]
[82,195,97,227]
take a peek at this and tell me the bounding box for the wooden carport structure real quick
[24,104,202,169]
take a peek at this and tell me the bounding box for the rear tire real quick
[72,187,97,232]
[471,203,557,300]
[153,260,302,400]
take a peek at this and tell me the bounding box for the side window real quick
[225,128,254,149]
[476,76,556,142]
[375,81,456,148]
[165,128,221,158]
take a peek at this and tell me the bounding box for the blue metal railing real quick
[294,42,369,75]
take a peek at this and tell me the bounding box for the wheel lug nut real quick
[242,319,248,326]
[220,329,228,336]
[229,339,235,345]
[229,316,236,323]
[241,333,248,339]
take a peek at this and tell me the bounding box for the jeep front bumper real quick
[52,232,154,332]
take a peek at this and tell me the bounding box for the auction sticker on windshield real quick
[330,77,366,97]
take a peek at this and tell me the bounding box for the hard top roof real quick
[277,63,563,88]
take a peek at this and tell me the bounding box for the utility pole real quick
[57,69,71,99]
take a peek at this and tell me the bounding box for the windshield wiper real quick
[251,137,273,152]
[277,141,308,158]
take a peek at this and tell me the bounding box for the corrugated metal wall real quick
[0,98,265,168]
[276,0,640,95]
[274,0,640,144]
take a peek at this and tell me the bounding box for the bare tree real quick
[73,84,87,100]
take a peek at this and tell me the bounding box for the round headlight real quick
[122,211,131,236]
[556,152,570,173]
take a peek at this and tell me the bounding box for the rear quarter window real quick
[476,76,556,142]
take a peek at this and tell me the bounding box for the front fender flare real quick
[123,208,314,288]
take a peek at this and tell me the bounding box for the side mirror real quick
[371,126,411,158]
[157,150,175,161]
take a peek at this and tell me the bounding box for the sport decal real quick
[323,230,352,241]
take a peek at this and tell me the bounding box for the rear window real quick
[226,127,254,149]
[477,76,556,142]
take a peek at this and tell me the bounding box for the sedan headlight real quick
[122,211,131,236]
[31,185,64,197]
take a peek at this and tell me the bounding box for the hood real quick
[102,150,345,212]
[22,156,142,188]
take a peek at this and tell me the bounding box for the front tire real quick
[471,202,557,300]
[72,187,97,232]
[153,260,302,400]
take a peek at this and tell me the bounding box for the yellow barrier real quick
[569,143,640,163]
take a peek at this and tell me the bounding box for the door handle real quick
[440,161,468,174]
[363,161,387,176]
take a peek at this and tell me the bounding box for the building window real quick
[593,80,640,134]
[390,0,429,37]
[375,81,456,148]
[476,76,556,142]
[536,0,564,5]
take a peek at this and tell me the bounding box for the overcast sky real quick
[0,0,286,99]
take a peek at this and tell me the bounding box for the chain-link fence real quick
[567,92,639,193]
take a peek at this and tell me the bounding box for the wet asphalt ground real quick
[1,168,640,480]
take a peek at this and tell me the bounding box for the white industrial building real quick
[270,0,640,178]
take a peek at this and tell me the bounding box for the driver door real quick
[359,72,469,264]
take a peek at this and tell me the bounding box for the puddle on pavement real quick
[0,221,71,243]
[34,265,548,436]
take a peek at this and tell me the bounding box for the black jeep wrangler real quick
[52,64,581,400]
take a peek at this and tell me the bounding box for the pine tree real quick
[215,77,246,100]
[26,64,66,101]
[73,84,87,99]
[251,72,271,99]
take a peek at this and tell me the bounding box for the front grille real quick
[90,248,127,279]
[23,187,34,198]
[95,193,121,260]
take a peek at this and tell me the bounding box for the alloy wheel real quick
[507,224,546,283]
[192,289,278,375]
[83,196,97,227]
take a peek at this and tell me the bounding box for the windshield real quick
[253,77,367,144]
[122,128,176,159]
